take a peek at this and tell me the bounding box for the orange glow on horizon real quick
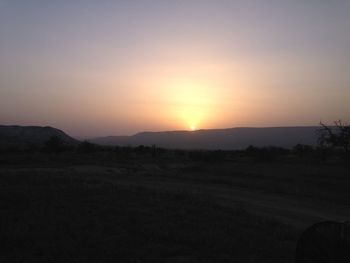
[158,76,224,131]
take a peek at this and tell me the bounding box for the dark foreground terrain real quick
[0,150,349,263]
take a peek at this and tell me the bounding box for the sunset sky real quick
[1,1,350,137]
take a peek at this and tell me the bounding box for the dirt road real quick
[108,174,350,229]
[4,165,350,229]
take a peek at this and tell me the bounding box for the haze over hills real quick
[0,125,321,150]
[90,127,320,150]
[0,125,78,147]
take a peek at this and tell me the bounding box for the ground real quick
[0,152,349,262]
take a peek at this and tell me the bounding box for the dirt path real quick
[4,165,350,229]
[107,174,350,229]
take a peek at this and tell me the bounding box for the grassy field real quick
[0,151,349,262]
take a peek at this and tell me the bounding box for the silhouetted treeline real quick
[1,120,349,166]
[0,135,349,167]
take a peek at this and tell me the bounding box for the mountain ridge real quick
[90,126,320,150]
[0,125,78,147]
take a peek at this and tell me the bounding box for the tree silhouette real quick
[318,120,350,153]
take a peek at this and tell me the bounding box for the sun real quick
[160,77,218,131]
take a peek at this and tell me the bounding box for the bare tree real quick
[318,120,350,153]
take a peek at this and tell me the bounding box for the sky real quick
[0,0,350,137]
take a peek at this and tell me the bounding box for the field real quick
[0,150,349,262]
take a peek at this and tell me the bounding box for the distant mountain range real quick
[0,125,77,147]
[90,127,320,150]
[0,125,321,150]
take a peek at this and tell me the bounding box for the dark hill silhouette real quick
[90,127,319,150]
[0,125,78,147]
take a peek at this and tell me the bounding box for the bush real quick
[293,144,314,157]
[245,146,290,162]
[77,141,97,154]
[43,136,66,153]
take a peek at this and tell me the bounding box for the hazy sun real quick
[161,77,216,131]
